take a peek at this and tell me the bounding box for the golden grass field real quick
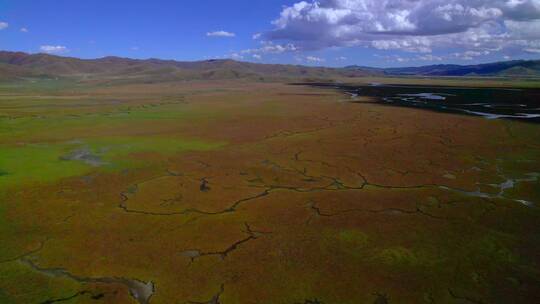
[1,79,539,303]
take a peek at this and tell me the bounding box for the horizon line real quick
[0,49,535,70]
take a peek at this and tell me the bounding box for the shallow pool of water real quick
[299,83,540,123]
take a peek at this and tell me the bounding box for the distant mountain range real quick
[0,51,539,83]
[346,60,540,77]
[0,51,367,83]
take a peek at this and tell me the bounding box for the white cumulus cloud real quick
[40,45,68,54]
[0,22,8,30]
[306,55,325,62]
[207,30,236,37]
[20,27,28,33]
[240,41,299,55]
[230,53,244,60]
[525,48,540,53]
[263,0,540,56]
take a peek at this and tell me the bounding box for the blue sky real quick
[1,0,540,67]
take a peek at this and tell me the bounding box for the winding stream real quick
[20,258,155,304]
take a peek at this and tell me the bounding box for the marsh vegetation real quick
[0,78,539,303]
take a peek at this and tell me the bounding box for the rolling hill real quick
[0,51,368,83]
[1,51,539,83]
[346,60,540,77]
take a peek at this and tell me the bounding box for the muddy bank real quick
[20,258,154,304]
[60,147,105,166]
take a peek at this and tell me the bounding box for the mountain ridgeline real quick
[0,51,539,83]
[346,60,540,77]
[0,51,367,83]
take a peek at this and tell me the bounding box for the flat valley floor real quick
[1,80,539,303]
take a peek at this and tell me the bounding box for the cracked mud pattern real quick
[1,81,540,303]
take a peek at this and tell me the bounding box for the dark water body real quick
[298,83,540,123]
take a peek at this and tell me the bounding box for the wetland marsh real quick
[1,78,539,303]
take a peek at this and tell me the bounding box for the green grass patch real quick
[319,229,370,259]
[84,136,225,170]
[0,143,90,188]
[0,262,82,304]
[337,229,369,246]
[375,247,419,266]
[86,136,224,158]
[468,234,519,265]
[0,136,224,189]
[0,100,224,145]
[0,202,17,260]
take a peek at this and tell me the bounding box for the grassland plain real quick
[0,78,539,304]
